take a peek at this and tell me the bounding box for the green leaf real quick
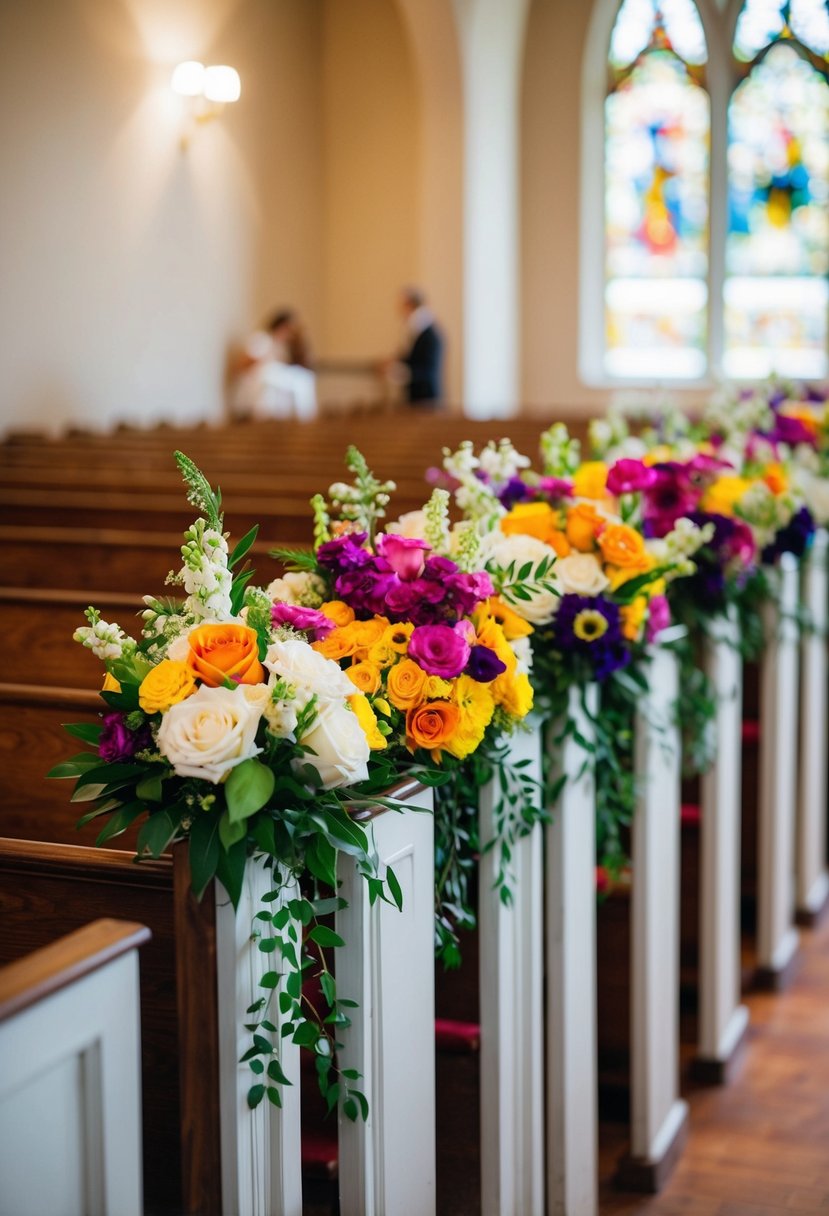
[304,835,337,887]
[320,971,336,1006]
[251,816,276,856]
[308,925,345,949]
[217,838,248,909]
[260,971,280,989]
[247,1084,265,1109]
[266,1086,283,1107]
[309,804,368,859]
[385,866,403,912]
[74,762,144,790]
[249,1059,264,1075]
[219,810,246,851]
[94,801,144,845]
[188,814,221,899]
[62,722,103,746]
[267,1058,293,1086]
[136,808,180,858]
[136,771,165,802]
[226,759,275,823]
[76,798,122,827]
[229,525,259,569]
[47,753,104,779]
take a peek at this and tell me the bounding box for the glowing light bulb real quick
[171,61,206,98]
[204,65,241,104]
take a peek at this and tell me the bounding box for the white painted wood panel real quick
[546,686,599,1216]
[757,555,800,978]
[336,786,436,1216]
[630,638,688,1165]
[698,611,750,1069]
[797,529,829,920]
[479,719,545,1216]
[215,859,303,1216]
[0,951,143,1216]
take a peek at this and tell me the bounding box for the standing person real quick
[388,286,444,407]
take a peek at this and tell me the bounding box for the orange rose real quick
[320,600,355,628]
[547,530,571,557]
[500,502,558,543]
[566,503,605,552]
[346,660,382,695]
[387,658,429,710]
[186,622,265,687]
[598,524,651,571]
[406,700,461,755]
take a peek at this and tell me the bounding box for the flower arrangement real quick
[50,453,413,1119]
[267,446,544,966]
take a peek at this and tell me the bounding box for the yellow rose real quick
[349,694,387,750]
[387,658,429,710]
[572,462,609,501]
[313,625,360,661]
[620,596,648,642]
[500,502,558,543]
[598,524,652,571]
[320,600,356,628]
[139,659,198,714]
[346,660,382,695]
[701,475,753,517]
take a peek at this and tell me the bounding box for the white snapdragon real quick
[540,423,581,477]
[477,438,531,483]
[265,570,326,607]
[443,442,505,530]
[792,466,829,525]
[178,521,233,621]
[73,608,135,661]
[651,517,714,581]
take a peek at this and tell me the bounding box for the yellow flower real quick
[619,596,647,642]
[320,600,355,628]
[478,596,533,640]
[598,524,652,571]
[763,463,788,496]
[573,610,609,643]
[701,475,753,517]
[500,502,558,543]
[349,694,387,750]
[351,617,389,660]
[387,658,429,710]
[565,503,605,552]
[475,618,518,676]
[493,670,534,718]
[425,675,453,699]
[446,675,495,759]
[643,445,673,466]
[102,672,121,693]
[346,660,382,695]
[368,623,413,669]
[138,659,197,714]
[572,462,609,501]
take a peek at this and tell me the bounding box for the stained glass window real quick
[605,1,710,378]
[725,4,829,379]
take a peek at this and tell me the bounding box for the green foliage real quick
[174,450,223,531]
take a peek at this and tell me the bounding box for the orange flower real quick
[346,660,382,695]
[320,600,355,628]
[479,596,533,641]
[387,658,429,710]
[500,502,558,543]
[598,524,651,571]
[763,463,788,496]
[351,617,388,659]
[572,462,608,500]
[187,623,265,687]
[312,627,359,661]
[406,701,461,755]
[565,503,605,552]
[547,530,572,557]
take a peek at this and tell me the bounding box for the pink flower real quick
[376,533,430,581]
[271,602,335,640]
[606,459,657,497]
[646,595,671,643]
[408,623,471,678]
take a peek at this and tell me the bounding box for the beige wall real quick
[0,0,323,434]
[320,0,418,363]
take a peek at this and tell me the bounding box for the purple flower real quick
[334,567,396,617]
[762,506,816,564]
[316,533,372,574]
[376,533,429,581]
[497,476,533,511]
[538,476,573,499]
[646,595,671,643]
[552,594,630,681]
[99,712,150,763]
[271,602,335,640]
[768,414,818,450]
[408,623,471,678]
[425,466,460,491]
[466,645,507,682]
[606,459,657,497]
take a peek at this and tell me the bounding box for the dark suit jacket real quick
[402,324,443,404]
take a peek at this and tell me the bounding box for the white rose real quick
[266,571,325,606]
[157,684,268,784]
[264,637,354,706]
[384,510,428,540]
[296,701,370,790]
[555,553,609,597]
[485,534,561,626]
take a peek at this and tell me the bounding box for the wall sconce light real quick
[171,61,241,145]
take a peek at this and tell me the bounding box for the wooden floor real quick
[599,913,829,1215]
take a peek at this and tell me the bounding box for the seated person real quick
[233,309,317,421]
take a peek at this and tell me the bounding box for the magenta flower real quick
[646,595,671,643]
[99,712,151,763]
[538,476,574,499]
[408,623,471,678]
[376,533,430,581]
[272,602,335,640]
[606,459,657,497]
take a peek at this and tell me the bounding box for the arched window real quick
[725,0,829,379]
[604,0,710,379]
